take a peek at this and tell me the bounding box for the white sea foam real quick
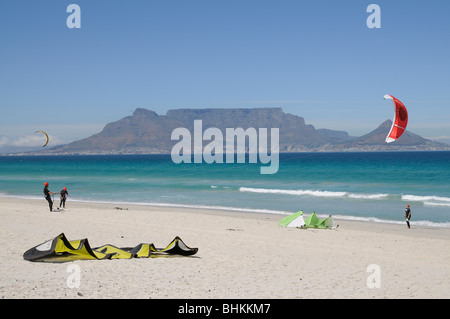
[423,201,450,207]
[402,194,450,202]
[239,187,347,197]
[240,187,388,200]
[332,214,450,228]
[402,194,450,207]
[348,193,389,200]
[0,193,43,200]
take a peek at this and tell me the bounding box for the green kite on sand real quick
[279,211,337,229]
[23,233,198,262]
[303,212,335,229]
[279,210,306,228]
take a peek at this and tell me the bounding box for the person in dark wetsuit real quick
[43,182,55,211]
[60,187,69,208]
[404,204,411,229]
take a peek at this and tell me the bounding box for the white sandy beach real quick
[1,197,449,299]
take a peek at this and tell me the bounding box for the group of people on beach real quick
[43,182,69,212]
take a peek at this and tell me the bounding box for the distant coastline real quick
[5,149,450,157]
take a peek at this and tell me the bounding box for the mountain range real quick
[10,107,450,154]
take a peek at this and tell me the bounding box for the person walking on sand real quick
[405,204,411,229]
[60,187,69,208]
[43,182,56,212]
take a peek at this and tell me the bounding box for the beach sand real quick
[1,197,449,299]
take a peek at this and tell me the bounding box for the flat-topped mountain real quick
[26,107,450,154]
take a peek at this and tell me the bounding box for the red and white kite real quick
[384,95,408,143]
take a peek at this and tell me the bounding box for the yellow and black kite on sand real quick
[23,233,198,262]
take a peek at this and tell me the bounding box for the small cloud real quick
[10,134,44,147]
[9,133,64,148]
[0,122,102,150]
[0,136,11,148]
[427,136,450,145]
[428,135,450,140]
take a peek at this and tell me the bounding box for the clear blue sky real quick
[1,0,449,148]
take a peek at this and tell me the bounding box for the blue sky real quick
[1,0,449,148]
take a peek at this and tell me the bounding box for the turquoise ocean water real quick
[1,152,449,227]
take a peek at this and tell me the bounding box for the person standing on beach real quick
[60,187,69,208]
[405,204,411,229]
[43,182,55,212]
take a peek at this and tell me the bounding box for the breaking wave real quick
[402,194,450,207]
[239,187,388,200]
